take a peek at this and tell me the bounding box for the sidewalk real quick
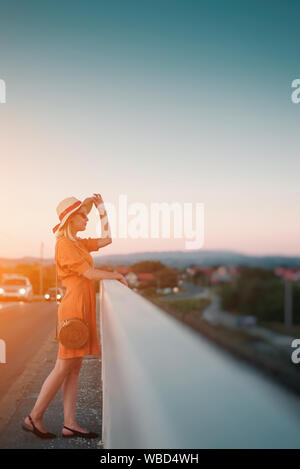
[0,311,103,449]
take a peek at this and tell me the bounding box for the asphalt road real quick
[159,280,209,300]
[0,300,57,402]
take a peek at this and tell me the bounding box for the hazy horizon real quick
[1,246,299,262]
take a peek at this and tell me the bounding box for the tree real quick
[155,267,178,288]
[193,270,208,286]
[217,267,297,323]
[131,260,166,274]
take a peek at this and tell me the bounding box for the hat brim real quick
[53,197,94,234]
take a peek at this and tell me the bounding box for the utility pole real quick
[40,242,44,296]
[284,274,293,329]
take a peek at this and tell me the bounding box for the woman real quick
[22,193,128,439]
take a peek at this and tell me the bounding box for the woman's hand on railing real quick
[84,267,129,287]
[114,272,129,287]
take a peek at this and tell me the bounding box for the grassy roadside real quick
[257,321,300,337]
[154,297,210,318]
[211,284,300,338]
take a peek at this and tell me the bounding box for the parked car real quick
[44,287,64,302]
[0,276,33,302]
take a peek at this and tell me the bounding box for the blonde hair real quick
[55,217,77,242]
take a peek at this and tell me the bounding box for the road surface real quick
[0,300,57,402]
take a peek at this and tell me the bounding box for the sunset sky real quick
[0,1,299,259]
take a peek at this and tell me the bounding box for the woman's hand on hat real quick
[92,193,104,208]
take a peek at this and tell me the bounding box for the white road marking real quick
[0,301,24,310]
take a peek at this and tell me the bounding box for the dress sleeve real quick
[57,238,91,276]
[78,237,100,252]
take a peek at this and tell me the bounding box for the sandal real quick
[62,425,99,439]
[21,414,57,439]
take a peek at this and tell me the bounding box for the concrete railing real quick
[99,280,300,449]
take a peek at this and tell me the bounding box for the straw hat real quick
[52,196,93,234]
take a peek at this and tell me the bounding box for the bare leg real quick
[24,356,82,433]
[61,357,89,435]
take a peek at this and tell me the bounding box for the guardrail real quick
[99,280,300,449]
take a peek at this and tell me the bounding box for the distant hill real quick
[1,250,299,270]
[94,250,300,270]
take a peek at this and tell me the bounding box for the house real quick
[210,266,233,284]
[186,266,198,276]
[274,267,300,282]
[186,266,213,283]
[186,265,241,285]
[125,271,139,287]
[157,287,172,295]
[136,273,155,288]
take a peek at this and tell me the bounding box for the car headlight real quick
[19,288,26,294]
[44,294,50,299]
[56,294,61,299]
[0,288,3,294]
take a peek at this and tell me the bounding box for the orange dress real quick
[55,236,101,359]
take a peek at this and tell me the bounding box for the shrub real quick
[218,270,300,324]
